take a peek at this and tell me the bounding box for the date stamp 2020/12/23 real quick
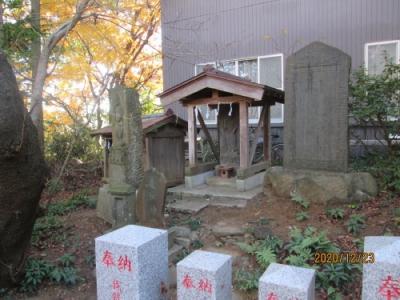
[314,252,375,264]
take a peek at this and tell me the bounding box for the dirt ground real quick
[4,186,400,300]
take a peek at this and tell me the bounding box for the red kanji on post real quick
[379,275,400,300]
[112,292,121,300]
[182,274,194,289]
[117,255,132,272]
[112,280,121,291]
[266,292,279,300]
[102,250,114,267]
[198,278,212,294]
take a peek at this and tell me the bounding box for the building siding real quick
[162,0,400,97]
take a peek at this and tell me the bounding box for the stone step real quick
[206,176,237,188]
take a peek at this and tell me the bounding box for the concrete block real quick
[259,263,315,300]
[177,250,232,300]
[236,172,265,192]
[185,170,215,188]
[362,236,400,300]
[95,225,168,300]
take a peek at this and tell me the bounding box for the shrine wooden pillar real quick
[239,101,249,169]
[187,105,197,166]
[263,104,271,162]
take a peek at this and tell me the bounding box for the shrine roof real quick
[159,66,284,106]
[91,109,187,138]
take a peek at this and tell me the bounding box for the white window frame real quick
[194,53,284,125]
[364,40,400,74]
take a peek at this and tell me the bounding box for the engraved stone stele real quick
[177,250,232,300]
[136,168,167,228]
[259,263,316,300]
[95,225,168,300]
[362,236,400,300]
[284,41,351,172]
[96,86,144,227]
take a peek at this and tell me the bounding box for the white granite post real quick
[177,250,232,300]
[95,225,168,300]
[259,263,315,300]
[362,236,400,300]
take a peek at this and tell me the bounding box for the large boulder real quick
[264,167,378,206]
[0,52,47,288]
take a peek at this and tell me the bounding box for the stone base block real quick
[362,236,400,300]
[95,225,168,300]
[259,263,316,300]
[185,170,215,188]
[177,250,232,300]
[264,166,378,205]
[236,171,265,192]
[97,184,113,224]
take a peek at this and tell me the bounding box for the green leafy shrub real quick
[346,214,366,234]
[184,218,202,231]
[350,62,400,193]
[20,255,82,292]
[290,192,310,209]
[326,208,345,220]
[352,154,400,192]
[296,211,309,221]
[350,63,400,156]
[45,123,102,164]
[31,215,63,247]
[191,240,204,249]
[234,269,261,291]
[20,258,54,293]
[47,191,93,217]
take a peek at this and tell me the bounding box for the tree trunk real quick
[31,0,41,81]
[29,0,93,147]
[0,51,47,288]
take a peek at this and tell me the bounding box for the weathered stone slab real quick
[95,225,168,300]
[136,168,167,228]
[97,86,144,227]
[259,263,316,300]
[362,236,400,300]
[284,41,351,172]
[264,166,378,205]
[177,250,232,300]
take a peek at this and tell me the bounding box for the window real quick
[195,54,284,124]
[365,40,400,75]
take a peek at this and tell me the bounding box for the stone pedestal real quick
[110,183,136,228]
[95,225,168,300]
[362,236,400,300]
[259,263,316,300]
[264,166,378,206]
[177,250,232,300]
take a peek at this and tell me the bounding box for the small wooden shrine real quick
[92,109,187,187]
[159,67,284,190]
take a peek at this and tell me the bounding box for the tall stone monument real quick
[284,42,351,172]
[97,86,144,227]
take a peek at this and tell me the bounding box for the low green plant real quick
[290,192,310,209]
[326,208,345,220]
[255,247,276,268]
[47,192,93,217]
[346,214,366,234]
[317,263,361,299]
[296,211,309,221]
[184,218,202,231]
[20,258,53,293]
[31,215,63,247]
[85,254,96,268]
[20,255,82,292]
[259,217,269,225]
[234,269,261,291]
[191,239,204,249]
